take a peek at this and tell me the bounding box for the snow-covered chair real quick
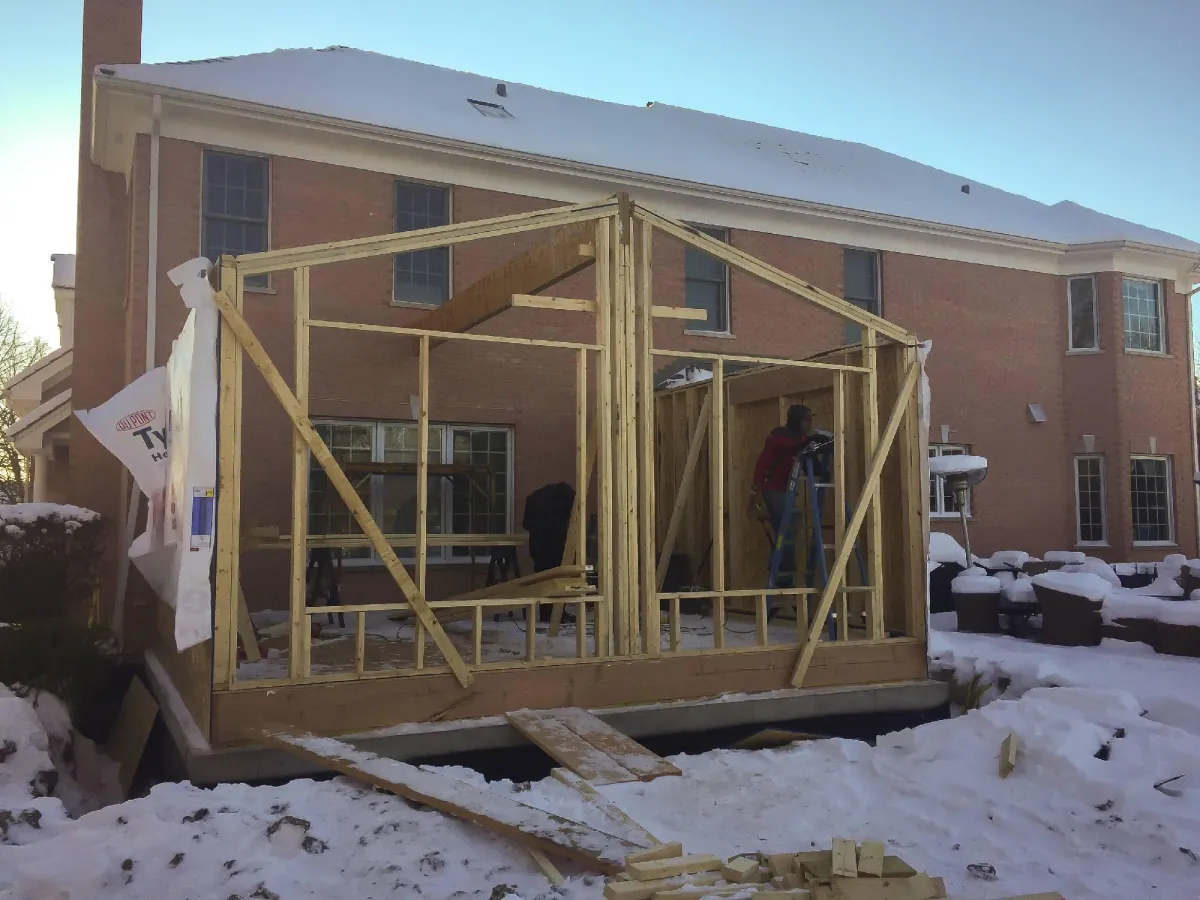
[951,573,1003,634]
[1031,572,1112,647]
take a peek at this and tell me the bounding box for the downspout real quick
[113,93,161,648]
[1188,273,1200,558]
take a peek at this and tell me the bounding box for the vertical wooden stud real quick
[355,611,366,676]
[594,219,615,657]
[473,606,484,666]
[288,266,310,680]
[215,258,244,689]
[576,602,587,659]
[576,347,588,571]
[669,597,680,652]
[417,335,430,598]
[415,620,425,670]
[901,343,928,639]
[755,594,769,646]
[833,370,848,642]
[861,328,884,638]
[637,221,658,655]
[527,603,538,661]
[710,359,726,599]
[713,595,725,650]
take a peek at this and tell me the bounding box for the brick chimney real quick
[70,0,143,624]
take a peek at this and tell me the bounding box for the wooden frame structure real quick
[152,195,929,745]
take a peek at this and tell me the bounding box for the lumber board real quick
[507,709,638,784]
[214,259,243,689]
[438,565,587,605]
[655,390,712,590]
[722,855,760,881]
[255,725,644,871]
[881,857,917,878]
[211,285,474,688]
[795,850,832,881]
[236,583,261,663]
[651,304,708,321]
[103,676,159,797]
[766,853,796,876]
[512,293,597,312]
[548,707,682,780]
[529,848,565,886]
[416,219,596,346]
[999,732,1019,778]
[627,842,684,866]
[288,266,310,679]
[602,873,720,900]
[552,768,661,846]
[790,362,920,688]
[626,854,723,881]
[831,838,858,878]
[858,841,885,877]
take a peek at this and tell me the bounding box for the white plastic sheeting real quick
[74,257,219,651]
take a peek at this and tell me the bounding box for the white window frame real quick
[391,178,454,309]
[929,444,971,519]
[683,223,732,336]
[200,147,272,291]
[1066,275,1099,352]
[1121,277,1165,354]
[1073,455,1107,546]
[309,418,514,566]
[843,246,882,346]
[1130,454,1174,547]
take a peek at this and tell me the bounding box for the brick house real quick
[73,1,1200,641]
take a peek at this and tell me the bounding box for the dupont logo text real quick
[116,410,156,432]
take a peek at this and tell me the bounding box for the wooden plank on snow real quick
[551,768,661,846]
[999,732,1019,778]
[507,709,639,784]
[857,841,885,877]
[416,220,597,346]
[831,838,858,878]
[626,854,723,881]
[548,707,683,781]
[255,724,645,872]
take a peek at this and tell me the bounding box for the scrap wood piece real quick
[508,709,639,784]
[999,732,1019,778]
[529,848,564,886]
[627,842,684,866]
[103,676,159,798]
[814,878,927,899]
[795,850,832,881]
[858,841,885,877]
[548,707,683,781]
[731,728,825,751]
[653,885,755,899]
[722,855,761,881]
[602,872,720,900]
[765,852,797,876]
[626,854,724,881]
[551,767,661,846]
[255,724,645,873]
[984,894,1065,900]
[831,838,859,878]
[882,856,917,877]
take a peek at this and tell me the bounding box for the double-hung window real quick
[394,181,451,306]
[202,151,269,288]
[843,249,880,345]
[1073,455,1106,545]
[1068,276,1098,351]
[1122,278,1164,352]
[310,420,513,564]
[1130,456,1173,544]
[929,444,971,517]
[684,225,730,333]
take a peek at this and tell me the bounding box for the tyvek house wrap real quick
[76,257,218,651]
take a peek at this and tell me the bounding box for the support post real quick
[594,219,614,657]
[637,221,658,654]
[289,266,310,680]
[790,361,920,687]
[214,258,243,689]
[833,370,848,641]
[861,328,885,639]
[710,359,725,647]
[210,282,476,688]
[417,334,430,596]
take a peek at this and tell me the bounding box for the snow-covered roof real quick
[51,253,75,290]
[100,48,1200,254]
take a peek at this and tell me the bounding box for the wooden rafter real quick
[635,206,913,344]
[790,359,921,687]
[414,219,598,347]
[212,284,476,688]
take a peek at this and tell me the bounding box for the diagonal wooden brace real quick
[212,287,475,688]
[790,360,921,688]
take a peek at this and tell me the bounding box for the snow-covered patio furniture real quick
[1100,594,1160,647]
[952,573,1003,634]
[1031,572,1111,647]
[1156,598,1200,658]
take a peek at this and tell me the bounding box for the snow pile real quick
[927,454,987,476]
[975,550,1029,571]
[1158,601,1200,628]
[929,531,967,568]
[1060,558,1120,587]
[1101,594,1164,624]
[1115,562,1156,577]
[952,575,1002,595]
[0,505,99,527]
[0,686,73,846]
[1032,571,1113,602]
[1043,550,1086,566]
[1002,577,1037,605]
[1135,576,1185,598]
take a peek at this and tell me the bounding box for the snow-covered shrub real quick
[0,504,104,624]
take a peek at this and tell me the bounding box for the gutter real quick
[93,75,1200,265]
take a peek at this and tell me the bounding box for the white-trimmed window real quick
[1067,276,1098,351]
[843,248,880,345]
[310,420,513,564]
[1074,455,1106,545]
[929,444,971,517]
[202,150,269,289]
[1130,455,1173,545]
[393,180,451,306]
[1122,277,1164,353]
[684,225,730,333]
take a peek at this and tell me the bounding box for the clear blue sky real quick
[2,0,1198,345]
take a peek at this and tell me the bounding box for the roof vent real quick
[496,83,507,97]
[961,184,971,194]
[468,98,513,119]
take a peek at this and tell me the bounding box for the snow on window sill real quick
[1123,348,1172,359]
[684,329,737,340]
[1066,347,1101,356]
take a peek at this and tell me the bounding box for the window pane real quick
[684,227,728,333]
[449,428,510,545]
[1123,279,1162,352]
[843,249,878,304]
[394,182,451,306]
[308,423,373,549]
[685,279,727,332]
[1075,456,1105,543]
[1130,457,1171,542]
[929,445,970,516]
[202,151,269,288]
[1069,278,1097,350]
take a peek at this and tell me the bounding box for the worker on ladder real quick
[750,404,827,593]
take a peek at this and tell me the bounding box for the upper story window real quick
[394,181,450,306]
[929,444,971,518]
[1067,276,1098,351]
[684,225,730,333]
[1122,278,1164,353]
[843,248,879,345]
[202,151,269,288]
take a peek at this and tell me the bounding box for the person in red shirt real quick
[751,404,824,588]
